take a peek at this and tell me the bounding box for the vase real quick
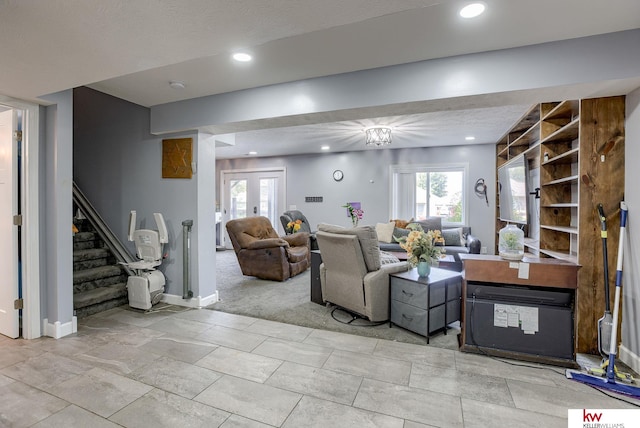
[498,224,525,261]
[417,261,431,277]
[351,218,359,227]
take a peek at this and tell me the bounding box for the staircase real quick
[73,220,129,318]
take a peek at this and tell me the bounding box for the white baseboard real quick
[618,344,640,375]
[161,291,219,308]
[42,316,77,339]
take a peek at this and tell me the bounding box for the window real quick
[391,164,468,226]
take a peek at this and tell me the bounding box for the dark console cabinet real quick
[460,254,579,367]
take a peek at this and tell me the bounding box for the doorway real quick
[0,108,20,338]
[220,168,286,248]
[0,96,40,340]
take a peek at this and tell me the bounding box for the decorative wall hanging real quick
[162,138,193,179]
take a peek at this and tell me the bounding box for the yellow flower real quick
[287,219,302,233]
[395,223,445,267]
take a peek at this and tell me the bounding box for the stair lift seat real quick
[122,210,168,310]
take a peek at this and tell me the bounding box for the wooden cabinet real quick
[494,96,625,353]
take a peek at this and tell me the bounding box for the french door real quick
[221,168,286,248]
[0,109,19,338]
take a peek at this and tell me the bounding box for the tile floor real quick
[1,306,638,427]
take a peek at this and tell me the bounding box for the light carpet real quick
[208,249,459,349]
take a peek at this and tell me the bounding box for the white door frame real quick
[219,167,286,248]
[0,95,41,339]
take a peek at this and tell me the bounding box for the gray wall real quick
[216,143,496,252]
[73,87,215,300]
[152,30,640,136]
[42,90,74,326]
[622,87,640,371]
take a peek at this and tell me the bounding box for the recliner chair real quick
[280,210,318,250]
[316,223,409,322]
[226,216,310,281]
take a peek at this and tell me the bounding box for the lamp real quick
[365,127,392,146]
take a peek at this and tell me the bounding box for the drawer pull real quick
[402,314,414,321]
[401,290,414,297]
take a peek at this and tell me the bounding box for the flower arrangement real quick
[395,224,445,267]
[286,219,303,233]
[343,203,364,227]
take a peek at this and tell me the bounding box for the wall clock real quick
[333,169,344,181]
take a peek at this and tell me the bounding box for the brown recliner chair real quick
[226,216,310,281]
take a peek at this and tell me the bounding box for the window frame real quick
[389,162,469,227]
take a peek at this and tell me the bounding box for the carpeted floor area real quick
[208,249,460,349]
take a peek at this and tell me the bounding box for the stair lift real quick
[122,210,168,310]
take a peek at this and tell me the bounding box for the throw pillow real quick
[411,216,442,233]
[317,223,381,271]
[392,227,410,242]
[375,222,396,243]
[379,250,400,265]
[390,218,414,229]
[442,227,464,246]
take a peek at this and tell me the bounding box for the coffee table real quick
[389,267,462,343]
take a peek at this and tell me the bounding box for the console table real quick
[389,268,462,343]
[459,254,579,367]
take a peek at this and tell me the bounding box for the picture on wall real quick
[162,138,193,179]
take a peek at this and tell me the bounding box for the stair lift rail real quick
[72,182,135,276]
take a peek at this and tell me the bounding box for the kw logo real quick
[583,409,603,422]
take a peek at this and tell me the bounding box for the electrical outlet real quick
[481,246,487,254]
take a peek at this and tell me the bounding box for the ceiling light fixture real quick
[365,127,392,147]
[321,145,330,151]
[232,52,252,62]
[248,151,257,155]
[465,136,476,141]
[459,2,486,18]
[169,81,185,89]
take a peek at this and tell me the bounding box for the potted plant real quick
[395,224,445,277]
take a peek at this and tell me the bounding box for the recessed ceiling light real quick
[465,136,476,141]
[248,151,257,155]
[169,81,185,89]
[459,2,486,18]
[321,145,330,151]
[232,52,252,62]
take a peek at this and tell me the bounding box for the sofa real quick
[226,216,310,281]
[375,217,481,271]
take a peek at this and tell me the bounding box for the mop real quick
[566,201,640,398]
[586,204,634,382]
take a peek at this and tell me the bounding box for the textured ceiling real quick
[1,0,640,158]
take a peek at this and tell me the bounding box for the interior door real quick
[0,109,19,338]
[221,169,285,247]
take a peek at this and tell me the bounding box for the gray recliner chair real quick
[280,210,318,250]
[316,223,409,322]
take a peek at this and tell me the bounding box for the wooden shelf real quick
[543,175,579,186]
[540,224,578,234]
[543,203,578,208]
[511,121,540,147]
[523,238,539,250]
[542,147,579,165]
[496,96,625,355]
[539,249,578,264]
[541,118,579,144]
[542,100,580,122]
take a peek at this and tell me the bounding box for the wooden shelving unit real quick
[494,96,626,354]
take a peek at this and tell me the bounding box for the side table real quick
[389,267,462,343]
